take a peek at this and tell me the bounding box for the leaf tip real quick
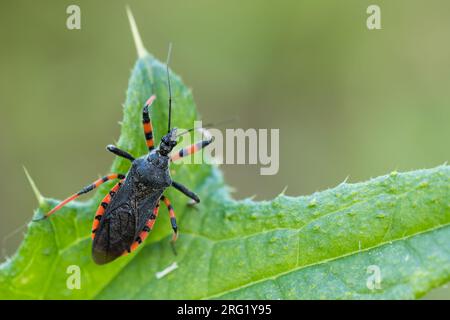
[246,194,257,201]
[126,6,148,59]
[338,175,350,187]
[23,166,44,206]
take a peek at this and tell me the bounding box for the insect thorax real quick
[131,152,172,190]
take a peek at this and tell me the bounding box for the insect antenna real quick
[176,116,239,138]
[166,42,173,133]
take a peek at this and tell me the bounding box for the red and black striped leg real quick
[91,180,124,239]
[143,95,157,152]
[37,173,126,220]
[123,202,160,255]
[160,195,178,242]
[170,136,215,162]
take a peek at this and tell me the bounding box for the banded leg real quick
[123,203,160,255]
[170,136,215,162]
[143,95,157,151]
[91,180,124,239]
[160,195,178,242]
[40,173,126,220]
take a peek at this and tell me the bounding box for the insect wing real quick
[92,183,137,264]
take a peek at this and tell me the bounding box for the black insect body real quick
[39,88,214,264]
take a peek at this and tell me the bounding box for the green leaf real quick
[0,14,449,300]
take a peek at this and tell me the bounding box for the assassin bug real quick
[35,46,214,265]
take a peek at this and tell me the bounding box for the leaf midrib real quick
[199,222,450,299]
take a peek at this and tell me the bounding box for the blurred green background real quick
[0,0,449,298]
